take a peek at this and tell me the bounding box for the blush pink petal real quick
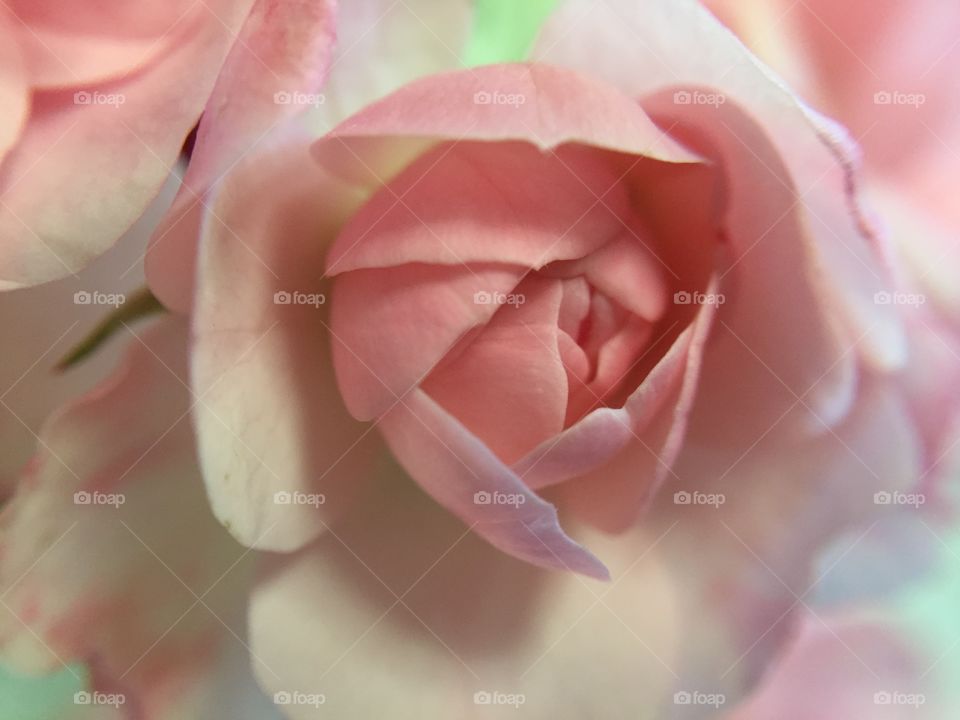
[10,0,201,89]
[657,99,859,440]
[147,0,474,314]
[549,285,719,532]
[785,0,960,176]
[146,0,336,313]
[0,0,254,290]
[544,233,668,323]
[331,261,527,420]
[725,613,925,720]
[422,275,568,464]
[316,63,702,163]
[192,133,378,552]
[663,376,920,687]
[324,141,635,276]
[0,10,28,165]
[536,0,904,384]
[378,387,610,580]
[249,476,679,719]
[0,318,265,717]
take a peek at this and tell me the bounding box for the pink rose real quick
[180,0,920,710]
[0,0,334,290]
[1,0,955,718]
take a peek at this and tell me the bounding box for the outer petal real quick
[378,387,609,580]
[658,376,921,689]
[713,0,960,176]
[0,0,255,290]
[249,470,680,720]
[0,318,274,718]
[324,141,636,275]
[192,132,379,552]
[10,0,201,88]
[148,0,474,313]
[247,408,917,720]
[318,63,701,161]
[0,9,28,166]
[147,0,336,312]
[724,612,929,720]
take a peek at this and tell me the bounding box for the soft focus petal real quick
[249,469,680,720]
[147,0,336,312]
[0,9,28,165]
[724,612,927,720]
[10,0,201,88]
[658,376,921,689]
[0,0,254,290]
[192,133,378,552]
[0,318,271,718]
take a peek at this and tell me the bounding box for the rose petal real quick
[331,261,526,420]
[249,471,682,719]
[0,9,28,165]
[422,275,568,464]
[0,0,254,290]
[10,0,201,88]
[192,133,378,552]
[324,141,635,276]
[725,613,925,720]
[378,387,609,579]
[148,0,472,313]
[535,0,903,400]
[0,318,267,717]
[316,62,702,163]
